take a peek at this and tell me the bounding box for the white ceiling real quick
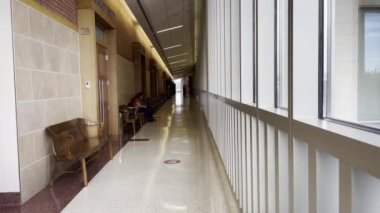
[137,0,195,75]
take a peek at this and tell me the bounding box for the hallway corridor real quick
[62,96,235,213]
[1,0,379,212]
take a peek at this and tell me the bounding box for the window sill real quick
[241,102,257,108]
[293,117,380,148]
[259,106,288,118]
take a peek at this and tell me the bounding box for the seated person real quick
[129,92,155,122]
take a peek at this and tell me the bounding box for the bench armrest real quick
[84,119,104,137]
[85,119,102,126]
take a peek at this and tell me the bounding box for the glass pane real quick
[364,11,380,74]
[325,0,380,130]
[95,25,105,41]
[359,9,380,128]
[276,0,288,109]
[241,0,255,104]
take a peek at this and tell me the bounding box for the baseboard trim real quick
[0,192,21,206]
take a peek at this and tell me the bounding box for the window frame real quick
[318,0,380,134]
[274,0,288,110]
[253,0,258,104]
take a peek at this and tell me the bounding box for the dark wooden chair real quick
[119,105,140,135]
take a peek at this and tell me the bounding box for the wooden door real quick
[97,45,109,138]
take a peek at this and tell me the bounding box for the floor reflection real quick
[61,97,232,213]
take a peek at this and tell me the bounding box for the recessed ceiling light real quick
[171,64,187,69]
[156,25,183,34]
[169,60,187,65]
[163,44,182,50]
[167,53,189,59]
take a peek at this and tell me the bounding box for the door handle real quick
[99,80,104,122]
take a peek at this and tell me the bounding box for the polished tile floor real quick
[62,95,232,213]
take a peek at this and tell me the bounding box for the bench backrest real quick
[46,118,87,159]
[47,118,86,138]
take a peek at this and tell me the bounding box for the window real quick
[241,0,255,104]
[322,0,380,133]
[275,0,288,109]
[362,9,380,74]
[95,24,105,42]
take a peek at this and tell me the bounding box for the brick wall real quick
[35,0,77,24]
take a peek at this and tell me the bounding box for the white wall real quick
[0,0,21,193]
[117,55,135,105]
[174,78,184,92]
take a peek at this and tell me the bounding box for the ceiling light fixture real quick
[170,64,187,70]
[171,66,186,70]
[171,67,186,72]
[156,25,183,34]
[171,63,187,67]
[163,44,182,50]
[167,53,189,59]
[169,60,187,65]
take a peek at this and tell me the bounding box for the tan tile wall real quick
[117,55,135,105]
[12,0,82,203]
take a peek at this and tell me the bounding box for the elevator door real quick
[97,45,109,138]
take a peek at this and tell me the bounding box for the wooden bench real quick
[46,118,113,186]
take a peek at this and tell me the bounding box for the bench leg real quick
[81,158,88,186]
[132,122,136,135]
[49,166,57,187]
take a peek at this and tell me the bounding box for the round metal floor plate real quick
[163,159,181,164]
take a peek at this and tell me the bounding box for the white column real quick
[0,0,21,193]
